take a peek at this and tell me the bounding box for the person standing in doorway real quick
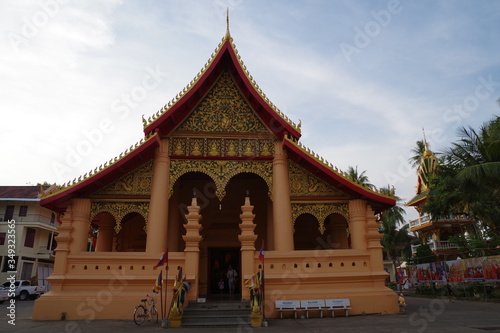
[226,265,238,295]
[218,278,225,294]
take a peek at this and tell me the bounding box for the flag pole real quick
[260,240,266,325]
[164,263,169,321]
[159,272,164,322]
[162,249,169,327]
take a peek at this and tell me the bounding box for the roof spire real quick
[225,7,231,40]
[422,127,431,157]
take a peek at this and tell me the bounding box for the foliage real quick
[412,244,437,264]
[346,165,374,190]
[409,140,426,169]
[378,186,413,264]
[448,232,500,258]
[424,116,500,233]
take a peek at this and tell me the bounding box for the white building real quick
[0,186,57,290]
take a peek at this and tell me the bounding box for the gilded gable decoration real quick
[169,159,272,201]
[93,161,153,196]
[90,201,150,233]
[176,71,269,133]
[169,137,274,158]
[289,162,346,197]
[291,203,349,234]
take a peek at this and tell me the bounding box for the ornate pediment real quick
[289,162,348,198]
[175,70,270,134]
[92,161,153,196]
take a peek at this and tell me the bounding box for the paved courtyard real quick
[1,296,500,333]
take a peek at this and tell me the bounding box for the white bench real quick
[275,300,301,319]
[300,299,326,318]
[324,298,351,317]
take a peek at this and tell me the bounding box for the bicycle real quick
[133,294,159,325]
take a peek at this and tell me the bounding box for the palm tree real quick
[443,117,500,230]
[346,166,374,190]
[409,140,426,169]
[447,117,500,187]
[378,186,412,288]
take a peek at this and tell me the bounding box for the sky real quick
[1,0,499,223]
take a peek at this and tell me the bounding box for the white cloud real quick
[0,0,498,225]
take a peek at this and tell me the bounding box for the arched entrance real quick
[171,171,269,297]
[324,213,350,249]
[116,212,146,252]
[294,213,323,250]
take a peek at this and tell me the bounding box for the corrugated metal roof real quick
[0,186,49,199]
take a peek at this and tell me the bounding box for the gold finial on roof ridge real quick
[225,7,230,40]
[422,127,433,158]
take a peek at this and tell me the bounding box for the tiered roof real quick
[40,28,395,213]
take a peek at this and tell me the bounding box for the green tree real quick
[378,186,412,285]
[347,166,374,190]
[412,244,437,264]
[427,116,500,232]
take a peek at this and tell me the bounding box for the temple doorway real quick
[208,247,241,295]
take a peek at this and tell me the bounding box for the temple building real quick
[406,140,475,260]
[33,27,399,320]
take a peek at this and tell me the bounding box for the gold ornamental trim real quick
[289,161,347,197]
[291,203,349,234]
[285,136,396,200]
[169,159,273,201]
[90,201,150,233]
[176,70,269,134]
[142,34,301,135]
[169,137,274,158]
[93,160,153,196]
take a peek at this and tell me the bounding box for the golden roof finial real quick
[422,127,432,158]
[225,7,231,40]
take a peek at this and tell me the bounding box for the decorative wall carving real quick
[169,159,273,200]
[90,201,150,233]
[93,161,153,196]
[289,162,347,197]
[176,70,269,133]
[169,137,274,158]
[291,203,349,234]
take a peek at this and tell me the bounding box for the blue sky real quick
[1,0,499,222]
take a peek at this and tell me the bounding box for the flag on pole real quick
[396,267,406,284]
[174,266,183,288]
[153,270,162,293]
[153,250,168,269]
[259,240,264,265]
[244,271,262,289]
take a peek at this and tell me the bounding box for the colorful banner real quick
[429,262,447,283]
[481,255,500,282]
[407,255,500,284]
[445,260,465,283]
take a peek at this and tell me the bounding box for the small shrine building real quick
[33,28,398,320]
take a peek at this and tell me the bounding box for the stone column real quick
[146,138,170,254]
[265,197,274,251]
[365,205,384,270]
[69,198,91,253]
[239,195,257,300]
[272,141,294,252]
[95,213,115,252]
[348,199,367,251]
[182,195,203,300]
[50,209,73,291]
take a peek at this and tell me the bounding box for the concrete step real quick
[181,299,252,328]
